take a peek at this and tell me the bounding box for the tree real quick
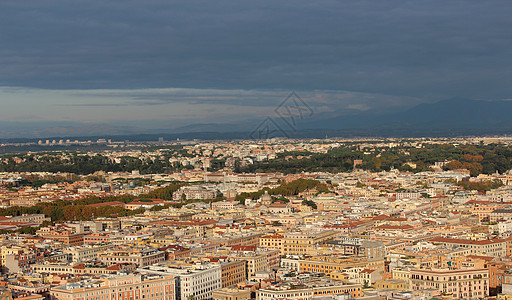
[356,181,366,188]
[236,194,246,205]
[363,280,370,289]
[302,200,317,210]
[17,226,38,235]
[271,221,283,226]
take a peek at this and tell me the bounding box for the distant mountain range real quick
[300,98,512,130]
[2,98,512,141]
[0,122,149,140]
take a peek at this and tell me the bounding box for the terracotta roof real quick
[231,245,257,251]
[376,225,414,230]
[431,237,506,245]
[86,201,124,207]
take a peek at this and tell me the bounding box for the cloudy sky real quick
[1,0,511,133]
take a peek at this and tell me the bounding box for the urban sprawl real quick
[2,137,512,300]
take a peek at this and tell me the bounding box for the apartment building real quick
[84,233,112,245]
[259,234,283,250]
[138,263,222,300]
[1,245,44,273]
[50,273,175,300]
[223,233,262,247]
[396,190,421,200]
[37,229,85,246]
[3,214,50,225]
[172,186,217,201]
[281,230,337,256]
[220,260,247,288]
[326,238,386,259]
[410,268,489,299]
[430,237,507,257]
[32,262,135,275]
[211,201,238,210]
[64,245,110,263]
[234,254,266,278]
[212,288,251,300]
[471,204,505,221]
[99,248,165,267]
[281,256,385,275]
[491,208,512,222]
[256,279,362,300]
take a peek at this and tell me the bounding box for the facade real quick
[38,230,84,246]
[172,186,217,201]
[84,234,112,245]
[4,214,50,225]
[281,230,337,256]
[491,208,512,222]
[212,288,251,300]
[99,248,165,267]
[1,246,44,273]
[281,256,385,275]
[50,273,175,300]
[211,201,238,210]
[374,279,408,291]
[95,219,122,231]
[327,239,386,259]
[259,234,283,250]
[430,237,507,257]
[64,245,110,263]
[220,260,247,288]
[223,233,262,247]
[33,263,135,275]
[138,263,222,300]
[256,280,362,300]
[234,254,266,277]
[410,268,489,299]
[471,204,505,221]
[396,190,421,200]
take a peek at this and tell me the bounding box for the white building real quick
[498,220,512,235]
[64,245,110,263]
[138,263,222,300]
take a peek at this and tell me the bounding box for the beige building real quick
[391,268,411,289]
[50,273,175,300]
[259,234,283,250]
[138,263,222,300]
[220,260,247,288]
[98,248,165,267]
[430,237,507,257]
[410,268,489,299]
[281,256,385,275]
[257,280,362,299]
[32,262,135,275]
[374,279,408,291]
[213,288,251,300]
[281,230,337,255]
[64,245,110,263]
[235,254,266,277]
[4,214,50,225]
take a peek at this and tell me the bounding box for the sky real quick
[1,0,512,136]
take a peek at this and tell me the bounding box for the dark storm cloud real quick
[65,88,296,107]
[1,0,511,100]
[59,88,421,113]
